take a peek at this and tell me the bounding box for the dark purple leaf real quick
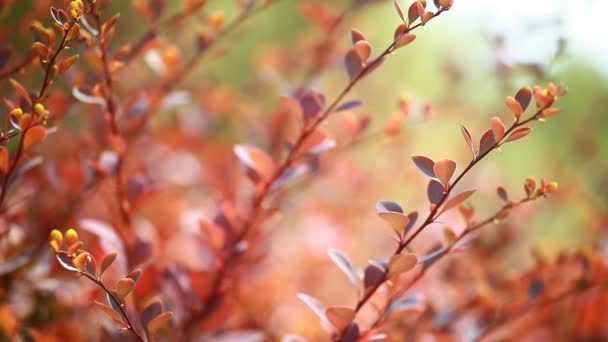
[412,155,435,177]
[344,49,363,80]
[376,200,403,214]
[335,100,363,112]
[0,48,10,69]
[363,264,385,289]
[427,179,444,205]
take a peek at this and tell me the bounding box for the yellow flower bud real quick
[64,228,79,246]
[49,229,63,246]
[545,181,558,193]
[34,103,45,115]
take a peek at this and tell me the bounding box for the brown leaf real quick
[147,311,173,334]
[116,278,136,299]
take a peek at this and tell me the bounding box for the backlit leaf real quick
[9,78,32,106]
[506,127,532,142]
[141,301,162,330]
[72,87,105,105]
[378,212,409,234]
[350,29,365,44]
[354,40,371,62]
[490,116,506,141]
[24,126,47,150]
[439,188,477,215]
[388,253,417,276]
[433,159,456,189]
[395,33,416,49]
[116,278,136,299]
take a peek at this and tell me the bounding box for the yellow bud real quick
[49,229,63,245]
[50,240,60,252]
[34,103,45,115]
[545,181,558,193]
[64,228,79,246]
[69,2,79,11]
[9,108,23,117]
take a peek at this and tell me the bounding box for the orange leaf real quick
[0,147,8,175]
[354,40,371,62]
[24,126,47,150]
[9,78,32,106]
[490,116,505,141]
[395,33,416,49]
[506,127,532,142]
[233,144,276,183]
[147,311,173,334]
[433,159,456,189]
[388,253,417,276]
[440,188,477,215]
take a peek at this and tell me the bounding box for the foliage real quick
[0,0,606,341]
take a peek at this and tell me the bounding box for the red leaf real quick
[478,129,496,155]
[506,127,532,142]
[395,33,416,49]
[9,78,32,106]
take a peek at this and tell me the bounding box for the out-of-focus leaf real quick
[393,0,405,22]
[141,301,162,330]
[297,293,330,326]
[335,100,363,112]
[376,200,403,214]
[100,252,117,277]
[9,78,31,106]
[342,323,359,342]
[233,144,276,183]
[326,307,355,332]
[94,300,124,324]
[328,249,360,295]
[388,293,425,313]
[345,49,363,80]
[147,311,173,334]
[72,87,105,105]
[363,264,385,289]
[280,95,302,118]
[0,48,11,69]
[116,278,136,299]
[388,253,417,277]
